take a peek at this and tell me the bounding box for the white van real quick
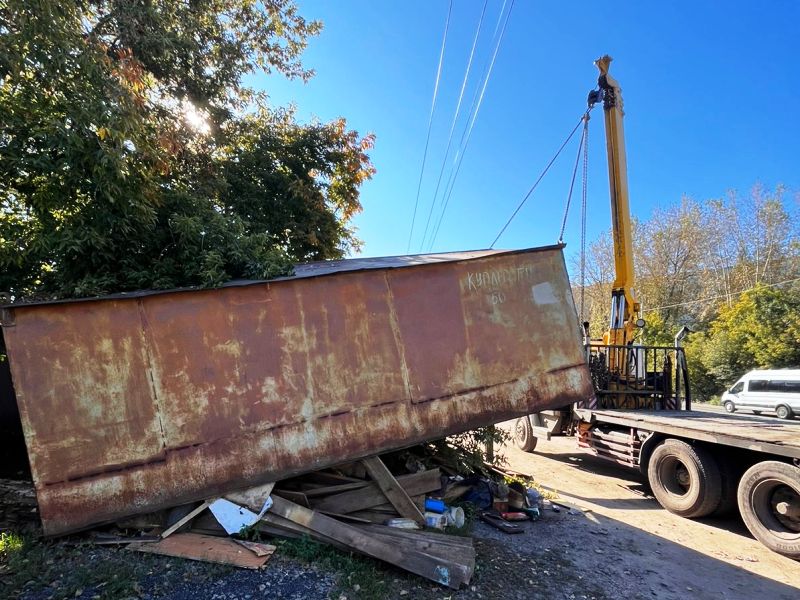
[721,369,800,419]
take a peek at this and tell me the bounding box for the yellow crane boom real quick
[593,55,641,347]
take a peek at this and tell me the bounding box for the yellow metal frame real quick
[595,56,640,348]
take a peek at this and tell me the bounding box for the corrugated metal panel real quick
[2,246,592,535]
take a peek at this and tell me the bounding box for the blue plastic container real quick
[424,498,446,513]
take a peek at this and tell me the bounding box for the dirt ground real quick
[498,429,800,600]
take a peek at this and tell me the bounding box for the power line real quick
[407,0,453,253]
[418,0,489,251]
[489,111,588,249]
[425,0,515,251]
[639,276,800,313]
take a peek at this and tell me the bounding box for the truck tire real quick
[514,417,537,452]
[737,461,800,559]
[723,400,735,413]
[713,456,741,517]
[775,405,793,420]
[647,439,722,518]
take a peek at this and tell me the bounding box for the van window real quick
[748,380,768,392]
[730,381,744,393]
[766,381,787,393]
[783,381,800,393]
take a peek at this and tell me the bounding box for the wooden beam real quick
[310,469,441,514]
[161,499,213,539]
[268,495,470,588]
[360,456,425,525]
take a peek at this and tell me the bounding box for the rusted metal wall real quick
[2,246,593,536]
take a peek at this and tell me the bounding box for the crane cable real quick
[418,0,489,251]
[489,108,592,249]
[557,114,589,243]
[407,0,453,253]
[580,114,589,323]
[425,0,515,251]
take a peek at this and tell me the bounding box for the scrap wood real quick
[361,456,425,525]
[311,468,441,514]
[90,532,160,545]
[129,532,272,569]
[271,489,310,507]
[303,480,370,498]
[269,495,471,589]
[444,484,471,503]
[304,471,365,485]
[224,482,275,512]
[479,511,523,534]
[352,524,475,569]
[551,499,589,514]
[161,499,213,539]
[232,538,276,557]
[317,511,373,524]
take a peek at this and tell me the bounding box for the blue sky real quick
[254,1,799,264]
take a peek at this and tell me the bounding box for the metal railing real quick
[585,343,691,411]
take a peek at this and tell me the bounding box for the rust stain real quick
[2,246,593,536]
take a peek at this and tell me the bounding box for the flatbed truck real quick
[515,57,800,560]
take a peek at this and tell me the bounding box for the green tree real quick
[0,0,374,301]
[685,284,800,400]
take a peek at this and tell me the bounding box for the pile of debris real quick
[109,453,477,589]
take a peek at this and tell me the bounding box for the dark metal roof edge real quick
[2,244,565,310]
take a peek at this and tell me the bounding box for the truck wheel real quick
[737,461,800,559]
[647,439,722,518]
[713,457,741,517]
[775,405,793,420]
[514,418,537,452]
[723,401,735,413]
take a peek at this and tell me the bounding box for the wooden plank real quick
[318,511,373,524]
[272,489,310,507]
[232,539,277,557]
[361,456,425,525]
[303,481,370,498]
[161,499,213,539]
[130,533,271,569]
[353,524,474,548]
[224,482,275,512]
[311,469,441,514]
[269,495,470,588]
[305,471,365,485]
[263,513,473,572]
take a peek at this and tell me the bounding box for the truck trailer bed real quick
[575,409,800,459]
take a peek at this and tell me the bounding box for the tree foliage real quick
[576,184,800,401]
[0,0,374,301]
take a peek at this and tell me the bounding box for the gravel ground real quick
[6,511,603,600]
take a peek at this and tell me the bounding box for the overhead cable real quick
[418,0,489,251]
[406,0,453,253]
[425,0,515,251]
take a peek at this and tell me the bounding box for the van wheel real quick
[776,405,793,420]
[737,461,800,559]
[514,418,537,452]
[647,439,722,518]
[724,401,735,413]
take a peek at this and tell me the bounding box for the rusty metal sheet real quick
[2,245,593,536]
